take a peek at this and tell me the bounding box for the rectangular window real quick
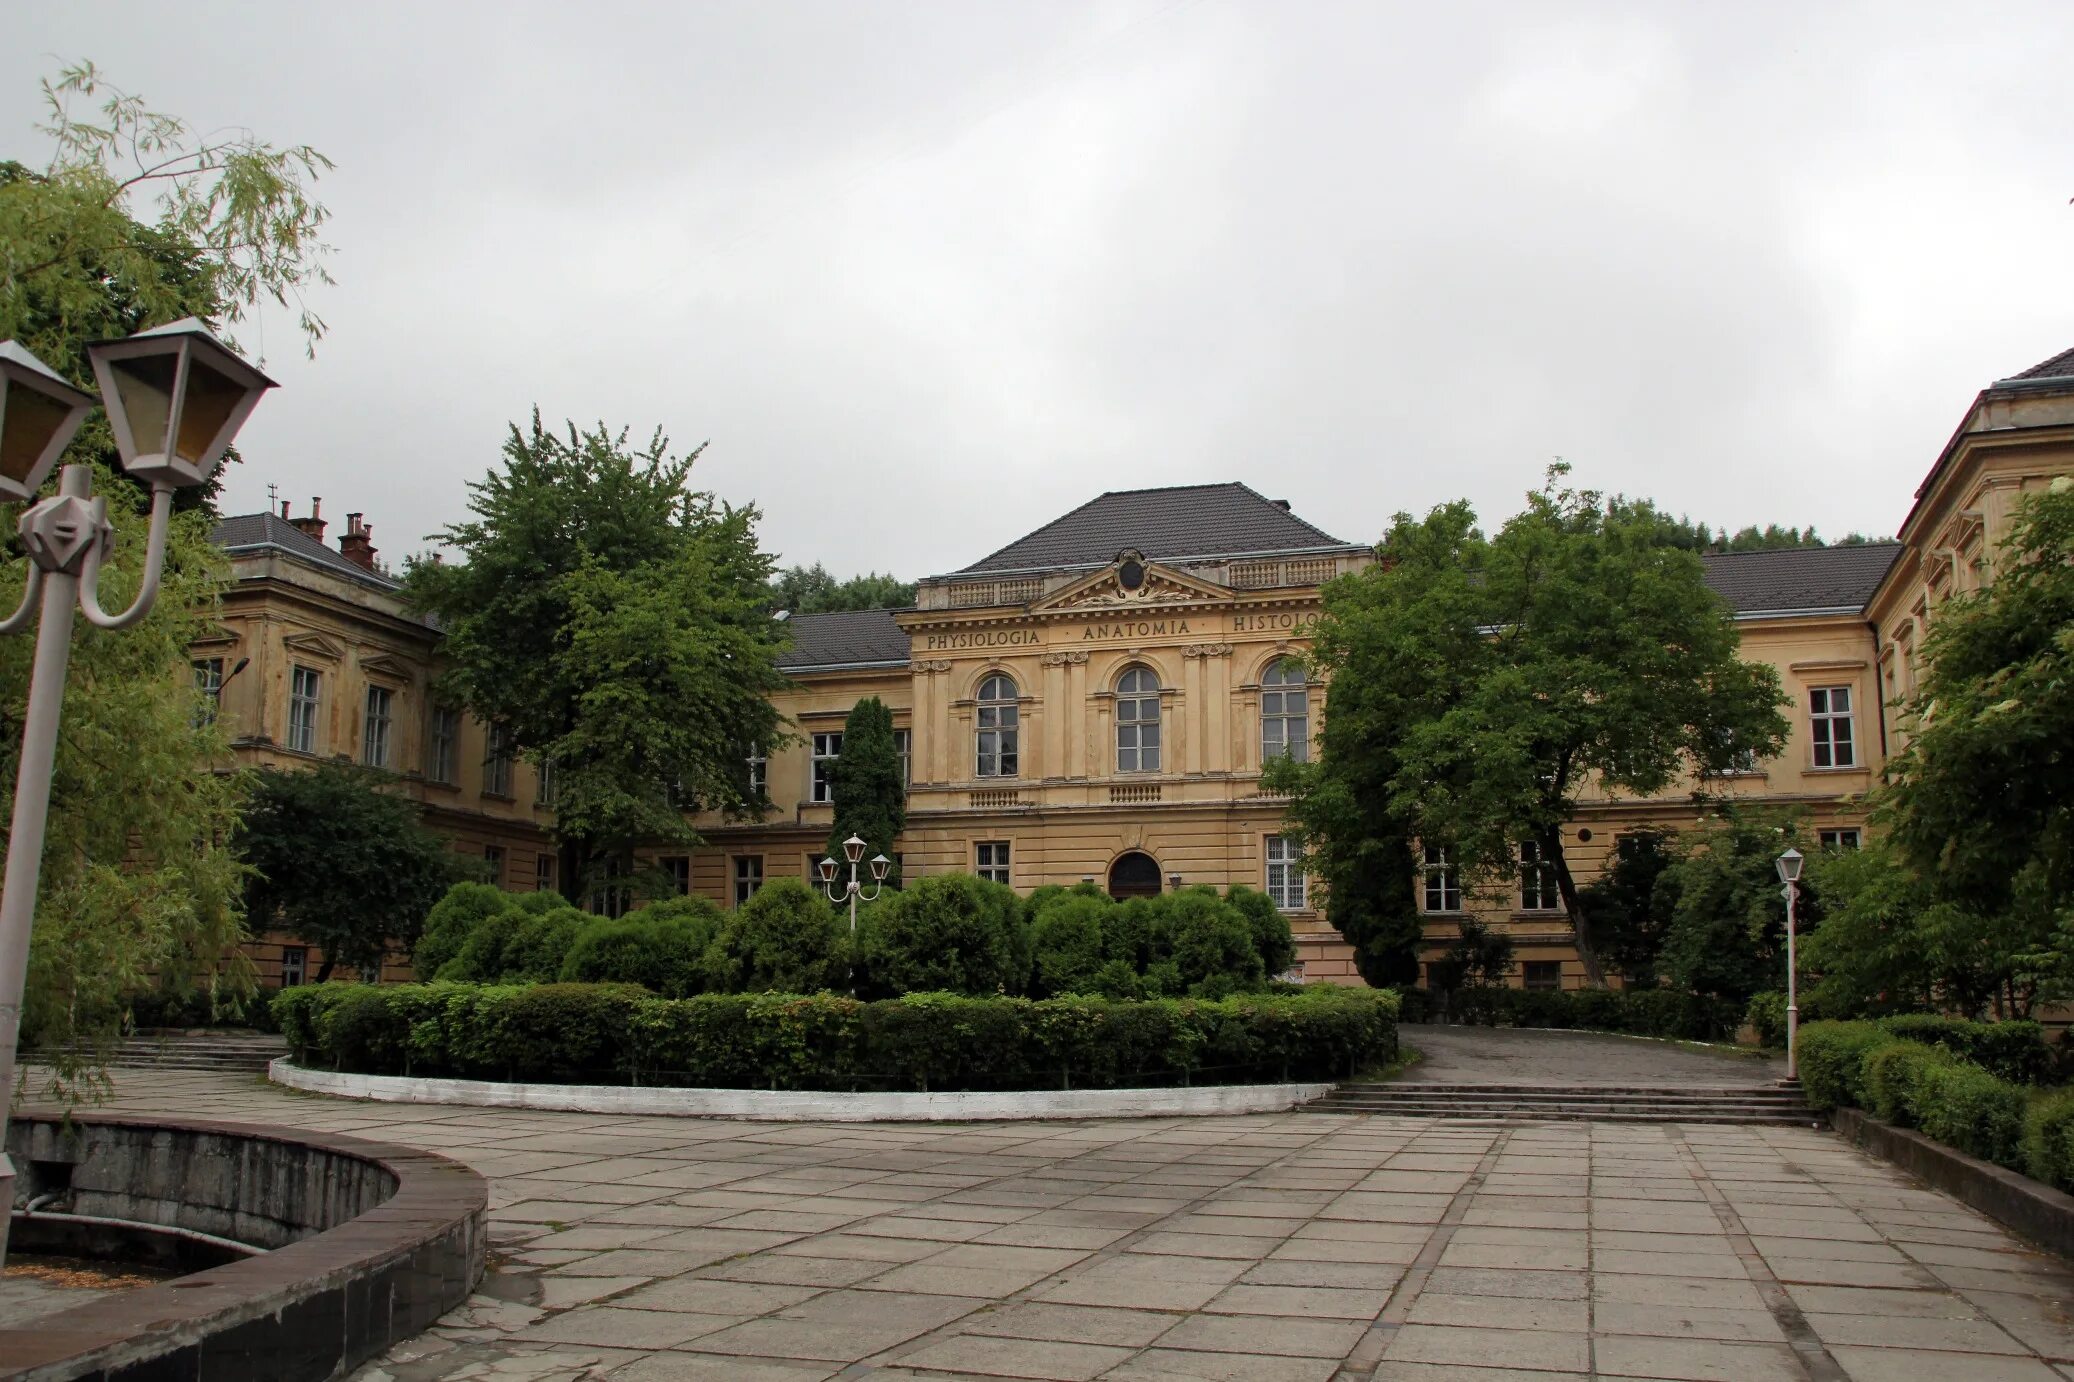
[660,855,691,896]
[1421,845,1460,914]
[732,855,763,907]
[1265,836,1306,911]
[429,707,459,785]
[535,853,556,893]
[1819,828,1862,851]
[1522,960,1562,992]
[192,657,224,725]
[747,745,766,798]
[483,844,504,885]
[1519,840,1559,912]
[811,731,843,804]
[589,856,631,919]
[894,729,911,786]
[279,946,306,988]
[288,665,322,754]
[975,841,1011,885]
[484,726,515,797]
[1810,686,1855,768]
[535,756,557,807]
[362,686,394,768]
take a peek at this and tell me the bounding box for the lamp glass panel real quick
[175,355,247,466]
[844,835,865,863]
[0,379,73,488]
[818,857,837,882]
[109,352,177,457]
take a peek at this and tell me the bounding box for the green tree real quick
[235,765,466,983]
[1658,809,1816,1007]
[405,415,792,901]
[769,563,915,613]
[1287,466,1789,986]
[2,63,333,1082]
[1577,830,1677,986]
[827,697,905,885]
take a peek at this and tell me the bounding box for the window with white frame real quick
[732,855,762,906]
[535,755,557,807]
[1115,666,1161,773]
[811,731,843,803]
[1522,960,1562,991]
[288,665,322,754]
[747,745,766,797]
[279,946,307,988]
[429,707,459,785]
[975,841,1011,885]
[1421,845,1460,913]
[192,657,223,725]
[657,855,689,895]
[1519,840,1559,911]
[1810,686,1855,768]
[1265,835,1305,911]
[483,844,505,885]
[895,728,912,786]
[1261,660,1309,764]
[1709,725,1757,775]
[589,855,631,919]
[534,854,556,893]
[483,725,515,797]
[976,675,1018,777]
[363,685,394,768]
[1819,828,1862,851]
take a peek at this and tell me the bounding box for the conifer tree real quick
[827,697,905,887]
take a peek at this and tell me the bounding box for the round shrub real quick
[1163,890,1265,998]
[708,878,846,993]
[439,909,522,983]
[414,882,516,979]
[1863,1040,1942,1125]
[504,907,588,983]
[1915,1059,2027,1167]
[1224,884,1297,978]
[562,906,719,997]
[1795,1021,1892,1111]
[1029,895,1111,997]
[856,874,1030,998]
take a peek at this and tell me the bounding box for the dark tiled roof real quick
[211,511,401,589]
[1701,542,1901,615]
[2001,345,2074,382]
[777,607,910,672]
[956,482,1359,575]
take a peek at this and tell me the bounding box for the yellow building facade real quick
[205,344,2074,989]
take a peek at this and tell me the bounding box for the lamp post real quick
[0,321,274,1267]
[820,834,889,995]
[1775,847,1804,1085]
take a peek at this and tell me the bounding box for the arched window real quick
[976,674,1018,777]
[1115,666,1161,773]
[1261,659,1309,763]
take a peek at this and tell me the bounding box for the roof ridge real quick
[1702,540,1901,560]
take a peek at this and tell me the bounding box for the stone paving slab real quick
[32,1066,2074,1382]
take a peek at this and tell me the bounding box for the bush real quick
[1915,1058,2028,1167]
[1877,1015,2054,1086]
[561,907,718,997]
[1442,986,1740,1041]
[414,883,522,980]
[1796,1021,1891,1111]
[1225,885,1298,978]
[707,880,845,994]
[2023,1091,2074,1194]
[1029,895,1111,998]
[857,874,1029,998]
[281,981,1400,1092]
[1164,889,1265,998]
[1862,1040,1941,1125]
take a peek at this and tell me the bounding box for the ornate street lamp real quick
[1775,847,1804,1085]
[820,835,890,996]
[0,323,274,1267]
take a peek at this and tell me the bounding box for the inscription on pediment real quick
[1035,551,1231,613]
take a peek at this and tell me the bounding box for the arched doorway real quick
[1107,851,1163,900]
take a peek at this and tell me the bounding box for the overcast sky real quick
[8,2,2071,578]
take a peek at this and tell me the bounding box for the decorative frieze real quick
[1184,643,1234,659]
[1040,650,1090,666]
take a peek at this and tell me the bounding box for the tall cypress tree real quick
[827,697,905,887]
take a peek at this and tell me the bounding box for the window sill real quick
[1512,910,1566,920]
[1805,765,1869,775]
[480,791,516,804]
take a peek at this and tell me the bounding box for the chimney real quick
[288,497,327,542]
[1272,498,1292,511]
[338,512,379,571]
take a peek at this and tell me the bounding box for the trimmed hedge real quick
[275,981,1398,1093]
[1796,1019,2073,1195]
[1443,986,1742,1041]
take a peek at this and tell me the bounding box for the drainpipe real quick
[1869,618,1888,763]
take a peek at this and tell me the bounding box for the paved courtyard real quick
[21,1068,2074,1381]
[1404,1026,1785,1086]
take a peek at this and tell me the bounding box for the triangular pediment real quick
[361,653,414,682]
[1031,551,1232,613]
[281,631,346,660]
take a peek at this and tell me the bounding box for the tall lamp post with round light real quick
[1775,847,1804,1085]
[820,834,889,994]
[0,320,275,1266]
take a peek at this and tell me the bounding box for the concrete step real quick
[1307,1079,1815,1125]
